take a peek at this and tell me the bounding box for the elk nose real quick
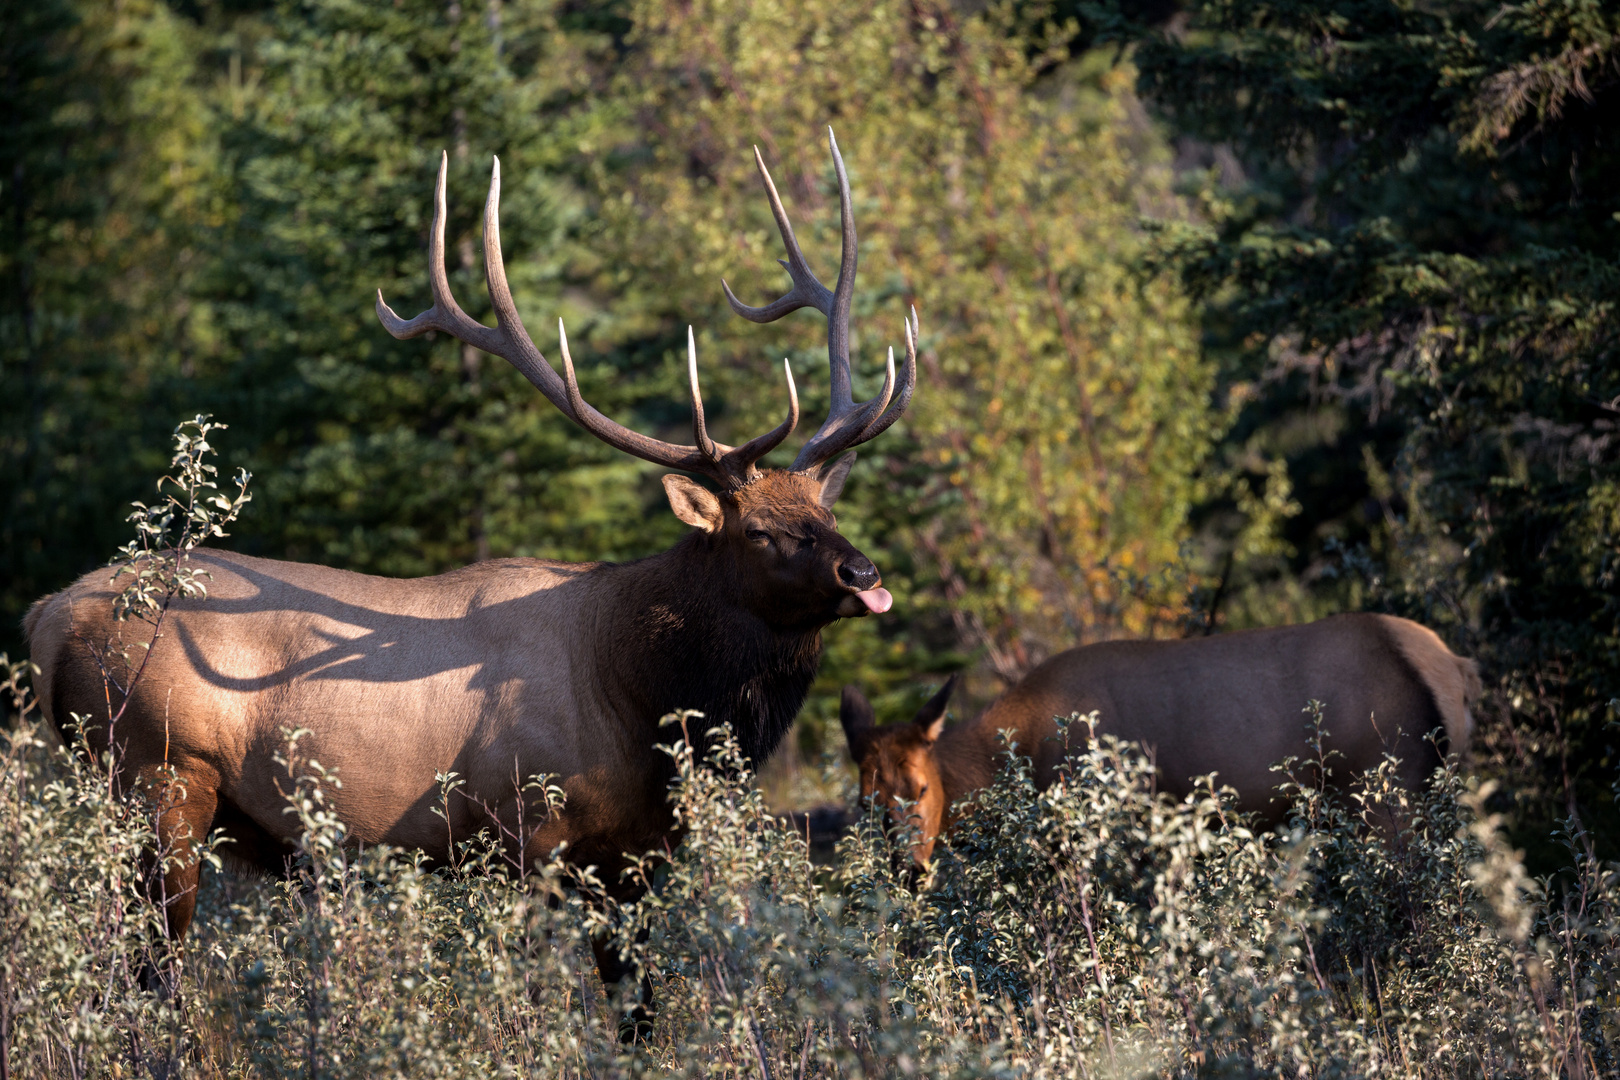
[837,556,880,591]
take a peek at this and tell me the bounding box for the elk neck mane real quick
[595,526,824,768]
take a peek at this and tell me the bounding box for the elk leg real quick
[209,792,298,876]
[131,763,218,995]
[522,821,657,1040]
[583,851,655,1042]
[590,909,655,1044]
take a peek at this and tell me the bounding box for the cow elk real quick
[24,130,915,1016]
[841,614,1480,867]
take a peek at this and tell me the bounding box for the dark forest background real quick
[3,0,1615,860]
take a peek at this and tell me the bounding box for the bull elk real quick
[840,614,1480,867]
[24,131,915,1008]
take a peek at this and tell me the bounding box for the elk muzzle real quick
[836,554,892,617]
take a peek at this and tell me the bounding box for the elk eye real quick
[746,529,770,544]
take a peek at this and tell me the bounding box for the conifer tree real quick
[195,0,636,575]
[1115,0,1620,837]
[0,0,217,656]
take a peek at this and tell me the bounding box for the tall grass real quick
[0,657,1613,1077]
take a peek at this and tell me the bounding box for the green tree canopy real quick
[1,0,218,645]
[1102,0,1619,840]
[575,0,1216,722]
[196,0,626,574]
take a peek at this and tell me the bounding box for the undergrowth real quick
[0,660,1614,1077]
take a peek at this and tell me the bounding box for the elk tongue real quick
[854,587,893,614]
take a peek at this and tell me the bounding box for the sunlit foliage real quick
[1,664,1613,1076]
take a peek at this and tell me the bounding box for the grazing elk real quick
[24,131,915,1007]
[841,614,1480,867]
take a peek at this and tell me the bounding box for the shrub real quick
[884,715,1619,1077]
[2,665,1614,1077]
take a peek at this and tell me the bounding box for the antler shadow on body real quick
[24,129,917,1030]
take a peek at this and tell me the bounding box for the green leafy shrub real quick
[0,657,183,1077]
[895,714,1619,1077]
[0,674,1615,1076]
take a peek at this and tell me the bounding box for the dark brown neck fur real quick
[596,532,823,769]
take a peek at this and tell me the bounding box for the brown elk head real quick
[840,675,957,867]
[376,130,913,629]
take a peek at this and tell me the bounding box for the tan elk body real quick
[841,614,1481,866]
[26,132,915,1005]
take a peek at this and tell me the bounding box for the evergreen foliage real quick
[1060,0,1620,844]
[196,0,626,575]
[1,0,220,647]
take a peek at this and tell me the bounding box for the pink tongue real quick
[855,587,893,614]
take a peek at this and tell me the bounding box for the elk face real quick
[664,459,891,628]
[840,678,955,869]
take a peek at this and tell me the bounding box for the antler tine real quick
[729,358,801,466]
[558,320,710,473]
[721,147,835,324]
[723,129,910,473]
[378,154,576,412]
[825,127,859,409]
[853,307,919,445]
[377,152,506,356]
[689,328,802,469]
[559,320,800,484]
[475,158,574,402]
[791,307,919,468]
[381,153,798,487]
[686,326,724,469]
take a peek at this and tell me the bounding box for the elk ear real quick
[913,673,957,744]
[814,452,857,509]
[840,684,876,760]
[662,475,725,532]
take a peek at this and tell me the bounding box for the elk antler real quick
[722,129,918,473]
[377,152,799,488]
